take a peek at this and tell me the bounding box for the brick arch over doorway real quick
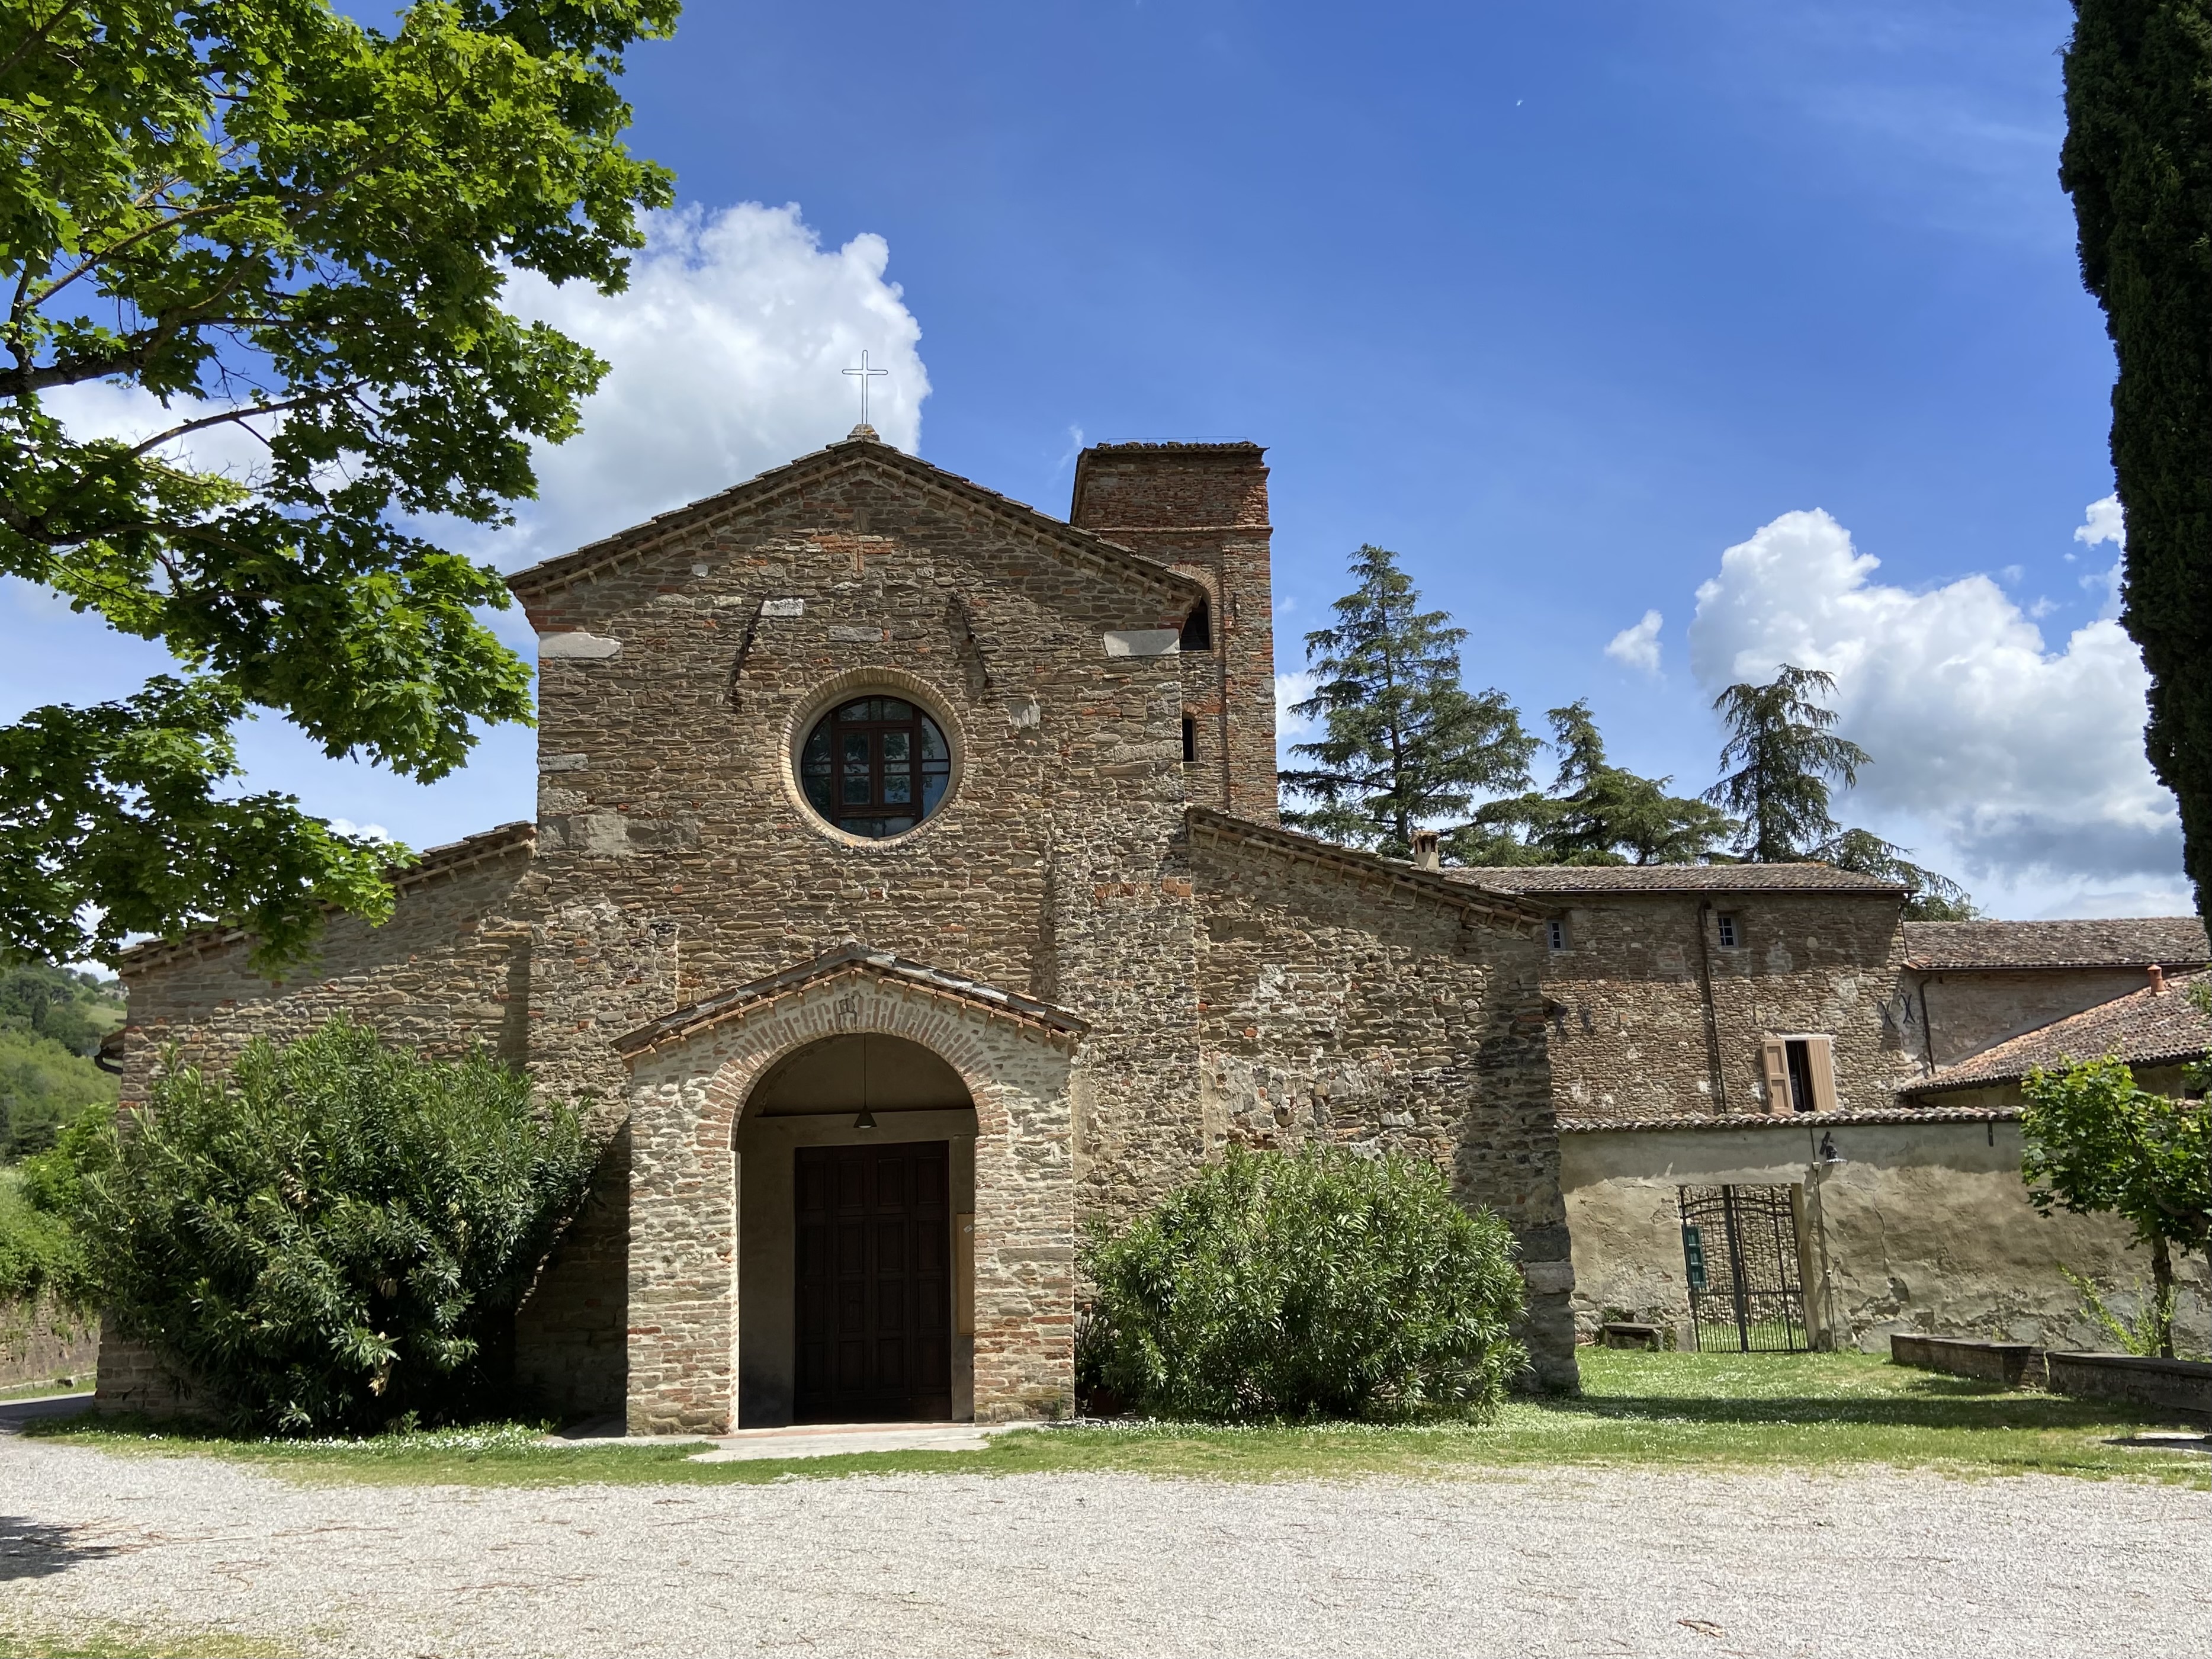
[620,961,1081,1434]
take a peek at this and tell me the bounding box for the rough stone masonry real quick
[107,432,1579,1430]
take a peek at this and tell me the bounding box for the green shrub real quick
[1078,1145,1526,1422]
[0,1105,107,1307]
[0,1167,78,1304]
[76,1018,593,1434]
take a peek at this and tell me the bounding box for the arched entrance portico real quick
[737,1034,981,1426]
[615,943,1087,1436]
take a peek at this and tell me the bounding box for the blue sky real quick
[6,1,2172,917]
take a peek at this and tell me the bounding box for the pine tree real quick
[1533,701,1738,865]
[1280,545,1535,858]
[1706,666,1977,913]
[1453,701,1736,865]
[2060,1,2212,920]
[1706,666,1871,862]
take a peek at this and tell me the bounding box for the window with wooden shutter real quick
[1805,1034,1838,1114]
[1760,1038,1790,1114]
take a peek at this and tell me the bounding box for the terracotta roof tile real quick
[1442,862,1903,896]
[1913,970,2212,1093]
[1903,917,2210,971]
[612,939,1089,1057]
[1557,1105,2020,1132]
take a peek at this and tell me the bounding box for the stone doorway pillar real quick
[614,946,1084,1435]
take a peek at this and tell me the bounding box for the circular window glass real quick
[798,695,952,839]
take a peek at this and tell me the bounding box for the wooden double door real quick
[794,1141,952,1423]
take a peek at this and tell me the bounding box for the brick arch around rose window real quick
[618,959,1084,1435]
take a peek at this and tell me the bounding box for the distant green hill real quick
[1,964,123,1160]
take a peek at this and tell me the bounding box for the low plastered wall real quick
[1563,1117,2211,1353]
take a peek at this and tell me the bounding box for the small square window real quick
[1716,913,1741,949]
[1546,919,1567,953]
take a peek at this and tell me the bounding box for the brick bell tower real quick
[1068,441,1278,822]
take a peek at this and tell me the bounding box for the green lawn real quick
[23,1349,2209,1489]
[0,1616,287,1659]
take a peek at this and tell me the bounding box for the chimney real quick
[1070,442,1275,821]
[1411,829,1442,872]
[2149,963,2166,995]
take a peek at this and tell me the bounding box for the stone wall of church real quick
[113,837,539,1101]
[1538,891,1912,1122]
[621,970,1080,1433]
[515,440,1206,1265]
[1187,827,1578,1389]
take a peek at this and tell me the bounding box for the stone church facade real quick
[108,432,1576,1430]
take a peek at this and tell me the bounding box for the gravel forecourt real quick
[2,1435,2206,1658]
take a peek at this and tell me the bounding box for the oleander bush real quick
[76,1018,593,1434]
[1078,1144,1526,1422]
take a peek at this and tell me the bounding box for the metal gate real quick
[1677,1184,1806,1352]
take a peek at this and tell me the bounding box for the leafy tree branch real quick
[0,0,680,967]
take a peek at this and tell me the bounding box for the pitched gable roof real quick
[612,939,1089,1059]
[1188,808,1544,933]
[1912,970,2212,1093]
[1903,917,2211,972]
[506,429,1207,608]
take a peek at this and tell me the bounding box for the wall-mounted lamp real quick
[853,1108,878,1132]
[1818,1131,1842,1164]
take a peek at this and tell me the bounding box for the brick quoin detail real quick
[623,967,1077,1435]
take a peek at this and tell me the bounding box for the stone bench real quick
[2045,1352,2212,1423]
[1889,1333,2043,1388]
[1598,1322,1664,1350]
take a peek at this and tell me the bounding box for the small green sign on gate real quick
[1681,1224,1707,1291]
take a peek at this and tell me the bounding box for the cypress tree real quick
[2060,1,2212,916]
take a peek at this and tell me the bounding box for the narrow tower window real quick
[1180,598,1212,652]
[1182,714,1197,765]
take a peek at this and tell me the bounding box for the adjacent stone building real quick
[1486,872,2212,1355]
[1900,917,2210,1069]
[105,431,1576,1430]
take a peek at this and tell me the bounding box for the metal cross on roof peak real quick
[842,349,889,428]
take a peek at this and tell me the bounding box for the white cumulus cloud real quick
[1605,609,1664,674]
[1687,507,2178,887]
[326,817,394,844]
[2072,494,2125,621]
[2075,493,2125,551]
[491,201,929,563]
